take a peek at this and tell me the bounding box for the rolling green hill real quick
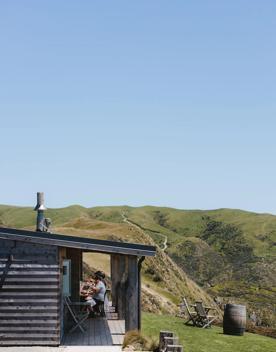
[0,204,275,327]
[0,204,216,318]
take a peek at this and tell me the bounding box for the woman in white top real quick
[86,271,106,316]
[92,271,106,302]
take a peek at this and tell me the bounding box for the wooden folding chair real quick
[194,301,216,328]
[182,297,200,326]
[64,296,90,333]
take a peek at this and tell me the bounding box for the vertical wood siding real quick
[0,239,60,346]
[111,254,139,331]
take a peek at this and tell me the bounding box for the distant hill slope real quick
[0,204,275,326]
[0,204,216,317]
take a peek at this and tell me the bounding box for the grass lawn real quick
[142,312,276,352]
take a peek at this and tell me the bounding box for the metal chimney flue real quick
[34,192,51,232]
[34,192,47,212]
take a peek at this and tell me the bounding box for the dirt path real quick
[121,212,168,251]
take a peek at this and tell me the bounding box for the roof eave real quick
[0,232,155,257]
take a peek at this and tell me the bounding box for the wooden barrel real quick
[223,304,246,336]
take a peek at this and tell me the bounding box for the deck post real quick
[111,254,119,311]
[111,254,127,318]
[138,256,145,330]
[125,255,139,331]
[66,248,81,301]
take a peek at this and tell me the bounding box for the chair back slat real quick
[195,302,207,318]
[183,298,193,316]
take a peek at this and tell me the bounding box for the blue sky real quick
[1,1,276,213]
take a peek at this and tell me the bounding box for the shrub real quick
[123,330,159,351]
[153,273,163,282]
[145,267,155,275]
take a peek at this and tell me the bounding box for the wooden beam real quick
[66,248,81,301]
[125,255,139,331]
[117,256,127,320]
[111,254,118,309]
[137,256,145,330]
[0,231,156,257]
[111,254,127,319]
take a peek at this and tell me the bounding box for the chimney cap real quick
[34,204,47,211]
[34,192,47,211]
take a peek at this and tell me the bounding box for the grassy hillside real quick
[142,313,276,352]
[0,204,215,317]
[113,206,276,327]
[0,204,275,326]
[55,220,217,316]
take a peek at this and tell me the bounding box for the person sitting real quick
[91,271,106,316]
[82,271,106,317]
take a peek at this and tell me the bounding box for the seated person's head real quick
[94,271,105,282]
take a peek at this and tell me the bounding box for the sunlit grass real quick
[142,312,276,352]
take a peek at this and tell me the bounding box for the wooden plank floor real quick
[62,317,125,346]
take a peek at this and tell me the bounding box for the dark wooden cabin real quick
[0,227,156,346]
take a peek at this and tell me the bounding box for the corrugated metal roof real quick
[0,227,156,257]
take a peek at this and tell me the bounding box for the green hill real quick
[0,204,275,327]
[0,204,216,318]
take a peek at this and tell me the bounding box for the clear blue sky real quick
[1,1,276,213]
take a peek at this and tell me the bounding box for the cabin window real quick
[62,259,71,296]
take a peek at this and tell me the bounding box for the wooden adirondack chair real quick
[194,301,216,328]
[181,297,200,326]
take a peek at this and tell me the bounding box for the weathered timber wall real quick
[0,239,60,346]
[125,255,139,331]
[59,247,66,340]
[111,254,127,319]
[111,254,139,331]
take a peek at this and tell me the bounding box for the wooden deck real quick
[62,317,125,346]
